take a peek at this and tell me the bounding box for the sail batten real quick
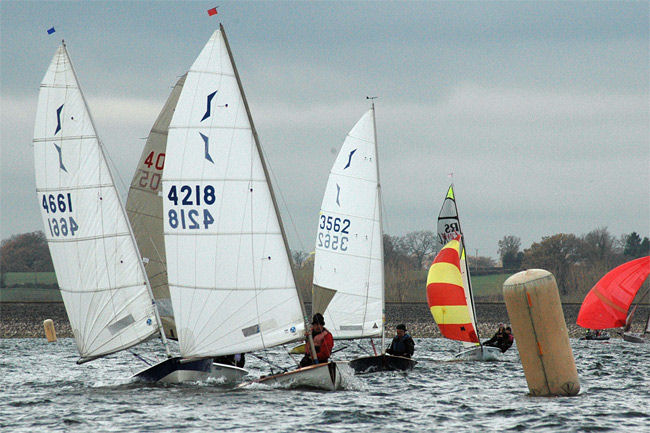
[33,45,160,360]
[162,28,304,358]
[313,109,384,340]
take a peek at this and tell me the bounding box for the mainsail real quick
[577,256,650,330]
[312,108,384,339]
[162,26,305,358]
[434,185,480,345]
[426,237,479,343]
[126,74,186,339]
[33,44,161,361]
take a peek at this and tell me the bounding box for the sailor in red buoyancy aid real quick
[299,313,334,367]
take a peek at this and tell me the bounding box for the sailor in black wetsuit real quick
[386,324,415,358]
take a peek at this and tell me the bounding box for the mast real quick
[451,184,482,345]
[368,97,386,354]
[63,44,171,359]
[220,24,318,361]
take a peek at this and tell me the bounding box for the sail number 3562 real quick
[167,185,215,230]
[318,215,350,251]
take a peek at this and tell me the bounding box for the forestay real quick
[436,185,480,346]
[163,28,304,358]
[126,74,186,339]
[33,45,158,361]
[312,109,384,339]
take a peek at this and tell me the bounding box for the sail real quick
[312,109,383,339]
[576,256,650,329]
[436,184,480,345]
[163,27,305,358]
[126,74,186,339]
[426,237,479,343]
[33,45,158,361]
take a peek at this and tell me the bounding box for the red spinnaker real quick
[577,256,650,329]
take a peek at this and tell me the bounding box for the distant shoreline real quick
[3,302,646,339]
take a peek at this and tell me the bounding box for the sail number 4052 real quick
[167,185,215,230]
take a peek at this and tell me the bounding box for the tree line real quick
[2,228,648,299]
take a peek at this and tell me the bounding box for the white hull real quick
[455,345,502,361]
[159,363,248,384]
[134,357,248,384]
[248,362,345,391]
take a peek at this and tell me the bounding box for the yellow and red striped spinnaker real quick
[426,237,479,343]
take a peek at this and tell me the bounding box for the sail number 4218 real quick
[167,185,215,230]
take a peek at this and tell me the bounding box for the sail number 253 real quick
[167,185,215,230]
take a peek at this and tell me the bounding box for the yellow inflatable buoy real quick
[503,269,580,397]
[43,319,57,342]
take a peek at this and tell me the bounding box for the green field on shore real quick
[0,271,604,304]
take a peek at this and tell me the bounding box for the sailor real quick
[299,313,334,367]
[213,353,246,368]
[386,324,415,358]
[500,327,514,353]
[483,323,506,348]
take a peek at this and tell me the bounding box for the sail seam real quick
[46,232,131,243]
[34,135,98,142]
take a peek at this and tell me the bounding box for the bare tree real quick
[291,250,309,269]
[402,231,438,269]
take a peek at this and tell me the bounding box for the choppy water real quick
[1,338,648,432]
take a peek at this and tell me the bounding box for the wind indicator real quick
[207,6,219,16]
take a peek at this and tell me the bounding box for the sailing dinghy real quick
[158,25,344,390]
[577,256,650,344]
[126,74,186,341]
[33,43,173,367]
[426,185,501,361]
[312,103,416,374]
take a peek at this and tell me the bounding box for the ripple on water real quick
[1,338,649,432]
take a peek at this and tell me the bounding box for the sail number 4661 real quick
[167,185,215,230]
[41,193,79,237]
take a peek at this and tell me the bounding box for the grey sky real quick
[1,1,648,259]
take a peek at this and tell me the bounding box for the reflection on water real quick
[1,338,648,432]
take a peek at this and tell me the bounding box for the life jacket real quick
[308,327,333,362]
[391,334,411,355]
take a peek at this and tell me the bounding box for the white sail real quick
[33,45,158,361]
[163,28,305,358]
[436,185,480,347]
[312,109,384,339]
[126,74,186,339]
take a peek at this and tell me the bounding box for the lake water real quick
[1,337,648,432]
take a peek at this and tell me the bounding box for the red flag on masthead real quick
[207,7,218,16]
